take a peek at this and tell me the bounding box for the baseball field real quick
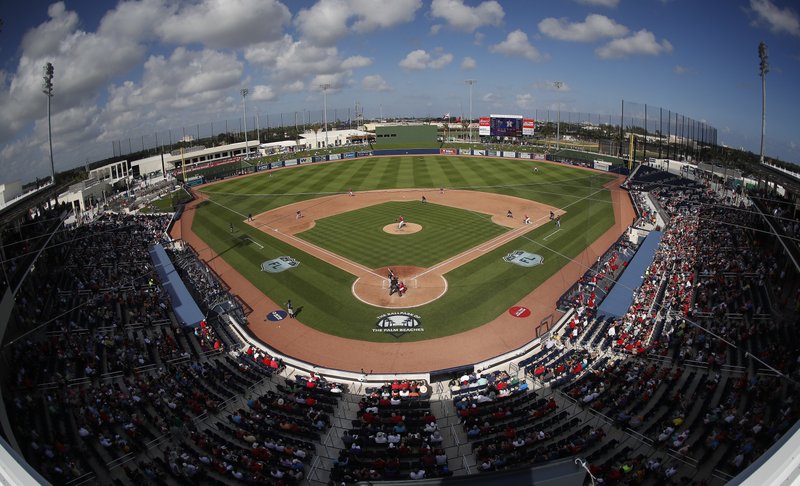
[182,156,619,351]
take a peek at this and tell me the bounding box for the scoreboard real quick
[489,114,523,137]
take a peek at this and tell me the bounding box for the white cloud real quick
[283,80,305,92]
[461,56,477,70]
[20,2,79,59]
[430,0,504,32]
[674,65,688,74]
[429,53,454,69]
[362,74,392,91]
[750,0,800,36]
[341,55,373,70]
[251,85,277,101]
[596,29,673,59]
[489,30,545,62]
[398,49,454,70]
[516,93,534,109]
[575,0,619,7]
[430,24,443,35]
[0,2,146,143]
[538,14,629,42]
[157,0,291,49]
[295,0,422,45]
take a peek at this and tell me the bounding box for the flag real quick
[443,112,450,120]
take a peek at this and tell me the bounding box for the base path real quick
[247,189,559,308]
[175,175,634,373]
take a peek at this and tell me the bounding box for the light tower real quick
[42,62,55,184]
[758,42,768,164]
[553,81,563,151]
[320,83,331,148]
[240,88,249,170]
[465,79,476,144]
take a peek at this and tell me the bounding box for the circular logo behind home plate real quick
[508,306,531,318]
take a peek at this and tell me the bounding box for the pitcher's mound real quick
[383,223,422,234]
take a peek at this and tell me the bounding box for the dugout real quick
[374,125,438,149]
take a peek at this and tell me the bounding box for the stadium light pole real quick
[758,42,768,165]
[553,81,563,151]
[466,79,476,144]
[42,62,55,185]
[240,88,249,170]
[320,83,331,148]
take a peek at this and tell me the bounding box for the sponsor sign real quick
[523,119,535,136]
[266,310,288,321]
[373,312,424,338]
[284,159,298,167]
[440,148,457,155]
[533,153,547,161]
[343,152,356,159]
[473,149,486,156]
[260,256,300,273]
[487,150,498,157]
[478,117,491,136]
[503,250,544,267]
[593,160,611,172]
[270,161,284,169]
[502,151,517,158]
[309,156,321,163]
[356,151,372,157]
[509,306,531,318]
[297,157,310,164]
[519,152,533,159]
[329,153,341,160]
[458,149,472,155]
[257,164,271,171]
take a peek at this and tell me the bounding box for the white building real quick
[299,128,373,149]
[88,160,130,183]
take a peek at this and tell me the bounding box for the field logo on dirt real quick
[374,312,424,338]
[261,256,300,273]
[503,251,544,267]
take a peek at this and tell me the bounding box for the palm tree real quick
[758,41,768,164]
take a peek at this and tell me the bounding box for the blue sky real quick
[0,0,798,184]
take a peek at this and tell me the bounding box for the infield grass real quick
[297,201,506,268]
[193,156,616,342]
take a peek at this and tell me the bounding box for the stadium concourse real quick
[0,159,799,486]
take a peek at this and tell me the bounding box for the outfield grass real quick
[193,156,616,342]
[297,201,507,268]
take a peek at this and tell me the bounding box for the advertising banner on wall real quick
[487,150,498,157]
[503,151,517,158]
[473,149,486,156]
[329,153,341,160]
[458,149,472,155]
[343,152,356,159]
[523,119,535,136]
[356,151,373,157]
[270,161,284,169]
[593,160,611,171]
[479,117,490,136]
[533,153,547,161]
[284,159,298,167]
[518,152,533,159]
[440,148,457,155]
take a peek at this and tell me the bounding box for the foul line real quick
[245,237,264,249]
[416,185,609,280]
[543,228,562,241]
[202,197,384,280]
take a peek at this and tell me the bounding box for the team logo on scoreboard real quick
[374,312,424,338]
[261,256,300,273]
[503,251,544,267]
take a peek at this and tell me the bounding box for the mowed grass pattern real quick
[193,156,616,342]
[297,201,507,268]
